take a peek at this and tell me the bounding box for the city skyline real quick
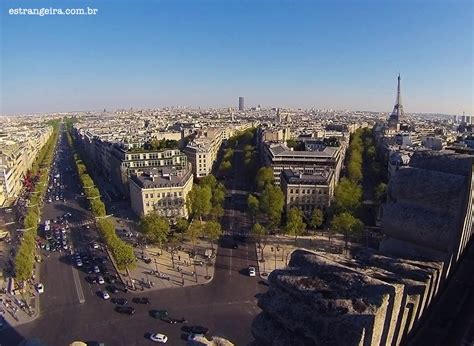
[1,0,472,115]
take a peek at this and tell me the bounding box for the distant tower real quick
[231,112,235,122]
[277,108,282,123]
[239,97,245,111]
[389,74,405,124]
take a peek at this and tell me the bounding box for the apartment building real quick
[0,126,53,206]
[75,129,187,196]
[184,128,224,178]
[262,141,345,185]
[280,168,336,216]
[129,165,193,220]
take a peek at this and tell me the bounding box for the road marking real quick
[72,265,85,303]
[246,243,249,266]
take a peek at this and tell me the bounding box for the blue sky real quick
[1,0,472,115]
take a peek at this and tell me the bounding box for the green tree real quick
[330,212,364,247]
[309,208,324,233]
[175,218,189,239]
[247,194,260,222]
[347,160,363,183]
[259,185,285,229]
[256,167,274,190]
[251,223,268,261]
[188,185,212,223]
[374,182,388,203]
[186,222,203,251]
[285,207,306,243]
[333,177,362,213]
[139,213,170,251]
[219,160,232,173]
[203,220,222,249]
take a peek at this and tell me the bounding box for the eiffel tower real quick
[389,74,405,123]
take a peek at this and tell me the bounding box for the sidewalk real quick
[256,233,351,279]
[118,238,216,292]
[0,261,41,328]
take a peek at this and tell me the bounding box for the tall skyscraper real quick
[238,96,244,111]
[389,74,405,124]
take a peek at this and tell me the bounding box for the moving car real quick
[115,306,135,315]
[111,298,127,306]
[132,297,150,304]
[100,291,110,300]
[106,285,119,294]
[151,310,168,318]
[35,283,44,294]
[248,266,256,277]
[150,333,168,343]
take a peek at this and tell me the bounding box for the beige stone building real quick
[0,126,53,206]
[129,166,193,220]
[280,168,336,217]
[184,128,224,178]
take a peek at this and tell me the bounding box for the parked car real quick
[186,326,209,335]
[100,291,110,300]
[96,275,105,284]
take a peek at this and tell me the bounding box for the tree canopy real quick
[285,207,306,242]
[259,185,285,228]
[256,167,274,190]
[139,212,170,245]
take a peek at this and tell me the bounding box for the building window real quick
[296,189,299,193]
[179,192,182,196]
[145,193,149,198]
[302,189,305,194]
[312,190,315,194]
[150,193,154,198]
[290,189,293,193]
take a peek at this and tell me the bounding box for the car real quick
[100,291,110,300]
[232,242,238,249]
[106,285,119,294]
[132,297,150,304]
[93,265,100,273]
[115,306,135,315]
[35,283,44,294]
[111,298,127,305]
[150,333,168,343]
[160,317,177,324]
[248,266,256,277]
[92,242,100,249]
[105,276,117,284]
[151,310,168,318]
[76,260,83,267]
[188,334,205,341]
[96,275,105,284]
[188,326,209,335]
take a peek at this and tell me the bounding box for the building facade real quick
[184,128,224,178]
[0,125,53,206]
[129,166,193,220]
[280,168,336,216]
[262,142,345,185]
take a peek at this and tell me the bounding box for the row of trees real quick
[331,128,377,246]
[67,128,136,271]
[15,121,60,283]
[218,148,234,175]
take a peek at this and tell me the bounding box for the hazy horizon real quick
[1,0,472,116]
